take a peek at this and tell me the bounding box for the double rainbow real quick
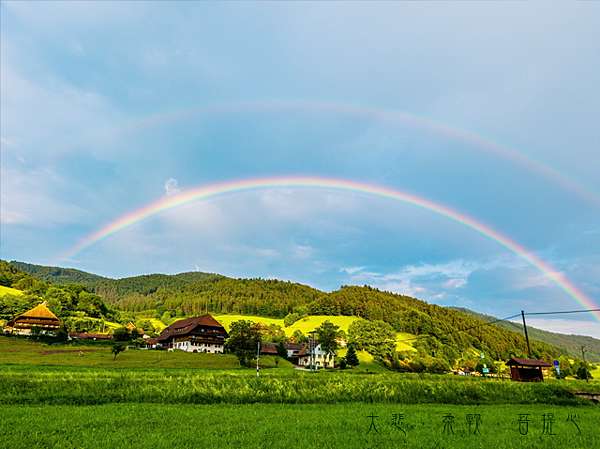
[58,176,599,321]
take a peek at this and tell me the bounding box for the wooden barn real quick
[507,358,551,382]
[4,302,61,336]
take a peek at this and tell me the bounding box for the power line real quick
[525,308,600,316]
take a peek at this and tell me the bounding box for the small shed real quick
[507,358,551,382]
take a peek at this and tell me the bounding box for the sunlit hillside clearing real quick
[0,285,24,297]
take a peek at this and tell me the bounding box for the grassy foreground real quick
[1,364,598,406]
[1,403,598,449]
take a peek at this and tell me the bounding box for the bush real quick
[112,327,130,342]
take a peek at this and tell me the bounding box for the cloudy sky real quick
[1,2,599,337]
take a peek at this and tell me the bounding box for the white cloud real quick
[443,278,468,289]
[1,58,123,161]
[292,244,314,259]
[164,178,181,196]
[340,266,365,275]
[510,317,600,339]
[342,259,479,299]
[0,166,85,226]
[0,136,14,147]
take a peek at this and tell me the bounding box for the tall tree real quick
[225,320,262,367]
[345,344,359,367]
[316,320,340,357]
[348,319,396,360]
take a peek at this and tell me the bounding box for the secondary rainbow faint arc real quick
[123,100,600,208]
[59,176,600,321]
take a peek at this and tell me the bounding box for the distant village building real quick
[157,314,228,353]
[145,337,160,349]
[259,342,279,356]
[4,302,61,336]
[126,322,144,335]
[297,343,335,369]
[507,358,551,382]
[285,342,304,364]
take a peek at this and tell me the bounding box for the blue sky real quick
[1,2,599,337]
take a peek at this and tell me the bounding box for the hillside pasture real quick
[396,332,418,352]
[0,285,24,297]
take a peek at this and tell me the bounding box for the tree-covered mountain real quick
[453,307,600,362]
[10,261,110,286]
[0,261,116,324]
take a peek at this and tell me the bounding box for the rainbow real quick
[123,100,600,208]
[58,176,600,321]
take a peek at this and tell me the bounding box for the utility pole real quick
[581,346,589,383]
[521,310,531,358]
[256,341,260,378]
[309,331,316,372]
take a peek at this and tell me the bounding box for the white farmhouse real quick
[297,343,335,369]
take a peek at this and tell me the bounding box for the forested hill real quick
[8,260,567,362]
[10,261,110,286]
[11,261,225,303]
[453,307,600,362]
[0,261,115,322]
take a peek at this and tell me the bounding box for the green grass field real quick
[2,363,598,406]
[0,336,289,369]
[1,403,598,449]
[1,335,599,448]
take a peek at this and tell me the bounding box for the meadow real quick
[1,335,600,448]
[1,403,598,449]
[0,336,288,369]
[2,363,599,406]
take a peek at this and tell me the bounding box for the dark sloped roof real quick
[507,358,551,367]
[260,343,279,355]
[157,315,226,342]
[284,343,304,350]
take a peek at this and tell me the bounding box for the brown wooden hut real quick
[507,358,551,382]
[5,302,61,336]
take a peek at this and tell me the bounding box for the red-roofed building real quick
[157,314,228,353]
